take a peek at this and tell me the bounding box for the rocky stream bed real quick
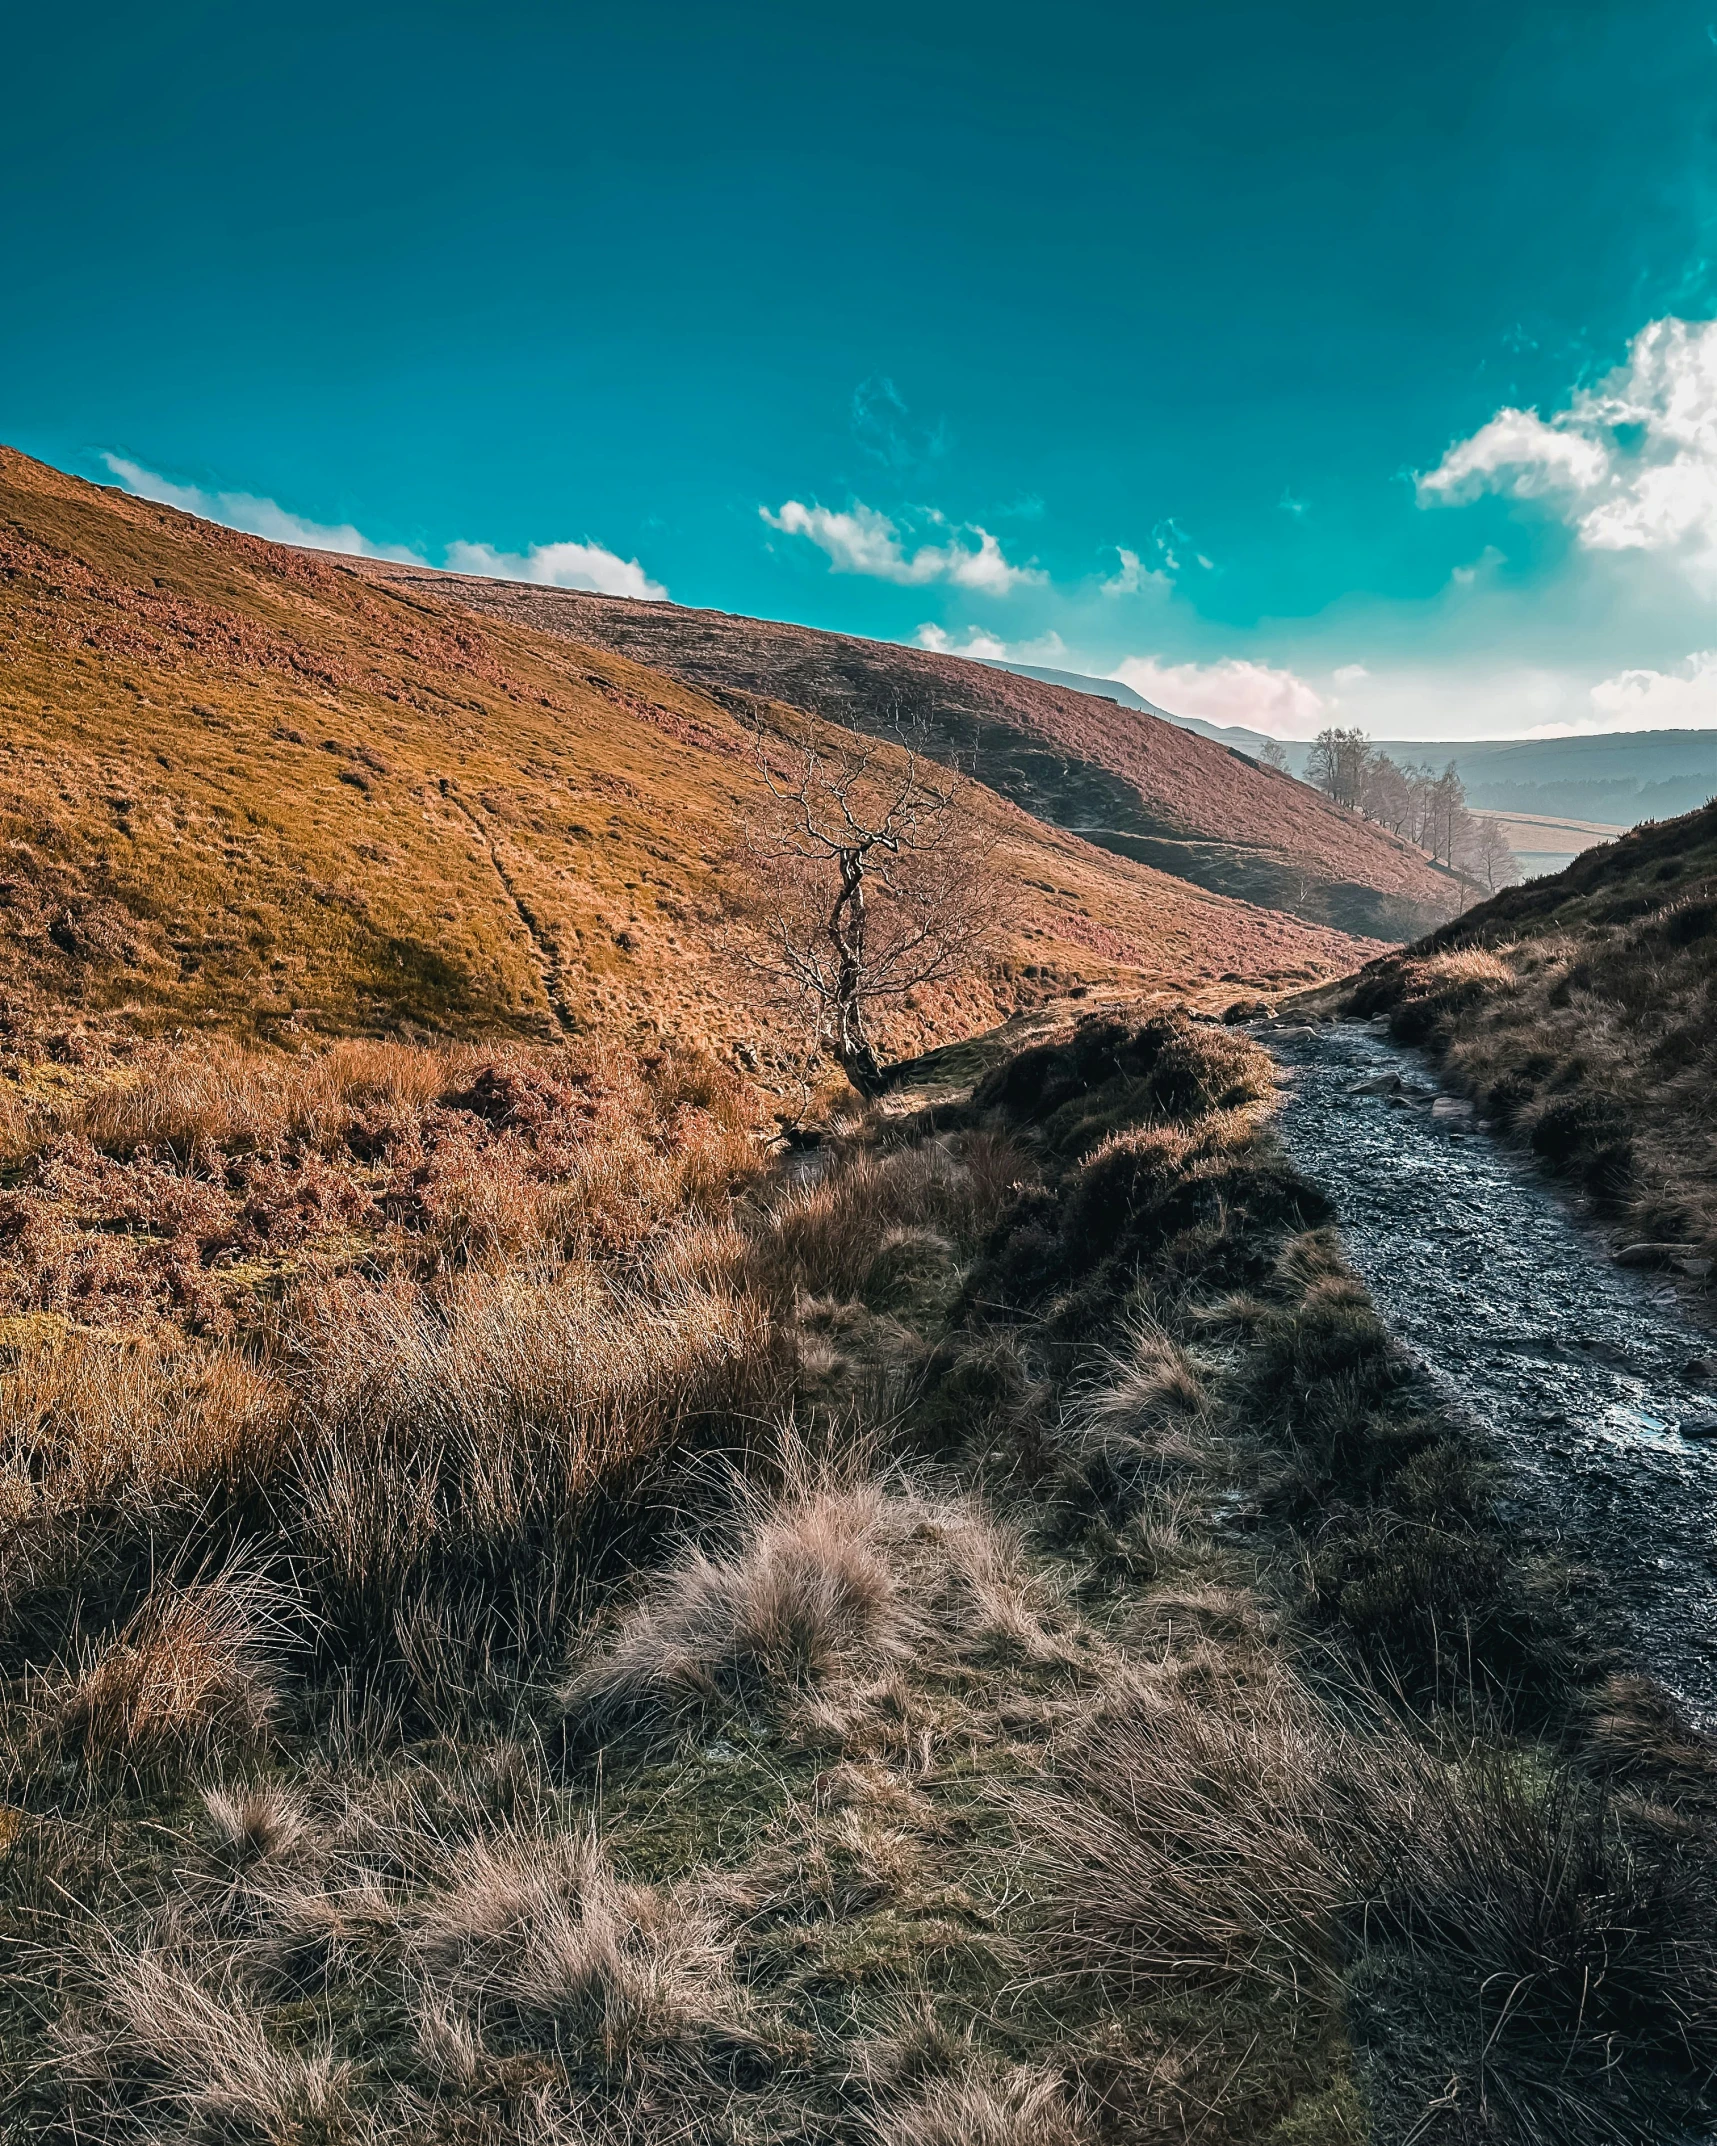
[1263,1016,1717,1726]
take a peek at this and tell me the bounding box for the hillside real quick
[359,570,1462,941]
[0,448,1370,1087]
[1334,797,1717,1278]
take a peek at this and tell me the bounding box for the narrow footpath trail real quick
[1264,1016,1717,1725]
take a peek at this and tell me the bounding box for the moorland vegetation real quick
[1335,796,1717,1289]
[3,1010,1714,2145]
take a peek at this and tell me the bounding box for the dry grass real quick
[59,1942,355,2142]
[27,1566,284,1790]
[563,1464,1059,1737]
[1344,800,1717,1267]
[0,444,1369,1074]
[867,2061,1092,2145]
[7,1000,1717,2144]
[409,1827,747,2081]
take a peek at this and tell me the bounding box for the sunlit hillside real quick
[0,449,1368,1086]
[358,567,1463,941]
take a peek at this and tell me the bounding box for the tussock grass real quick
[25,1565,285,1791]
[563,1463,1060,1738]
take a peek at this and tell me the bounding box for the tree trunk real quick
[829,848,887,1097]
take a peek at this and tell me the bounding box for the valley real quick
[3,445,1717,2146]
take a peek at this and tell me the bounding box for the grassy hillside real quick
[359,569,1461,941]
[0,449,1370,1091]
[1333,799,1717,1282]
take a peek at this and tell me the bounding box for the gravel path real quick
[1264,1017,1717,1725]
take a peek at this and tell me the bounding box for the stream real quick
[1262,1016,1717,1726]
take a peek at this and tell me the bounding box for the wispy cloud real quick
[761,498,1045,592]
[1418,316,1717,571]
[914,624,1067,662]
[1111,655,1327,736]
[1100,544,1172,597]
[442,539,666,599]
[102,454,667,599]
[102,454,424,562]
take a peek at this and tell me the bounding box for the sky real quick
[10,1,1717,740]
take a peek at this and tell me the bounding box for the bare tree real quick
[738,711,1001,1097]
[1461,811,1522,893]
[1253,735,1291,773]
[1306,726,1371,808]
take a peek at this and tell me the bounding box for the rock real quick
[1685,1357,1717,1383]
[1676,1254,1714,1282]
[1348,1073,1400,1097]
[1431,1096,1475,1123]
[1678,1412,1717,1440]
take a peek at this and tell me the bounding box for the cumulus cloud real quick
[1419,316,1717,569]
[1589,650,1717,730]
[442,538,666,599]
[1111,655,1327,736]
[102,454,667,599]
[103,454,425,562]
[761,498,1045,592]
[1332,663,1370,685]
[914,624,1067,661]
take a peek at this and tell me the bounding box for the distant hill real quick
[0,447,1374,1058]
[1356,730,1717,827]
[364,578,1462,942]
[981,659,1278,755]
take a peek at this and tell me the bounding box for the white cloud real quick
[1589,650,1717,731]
[1111,655,1327,737]
[103,453,425,562]
[103,453,667,599]
[1419,316,1717,570]
[914,624,1067,662]
[1332,663,1370,685]
[761,498,1045,592]
[1100,545,1172,597]
[1417,409,1609,504]
[442,538,666,600]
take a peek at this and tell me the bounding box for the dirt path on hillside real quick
[1264,1016,1717,1726]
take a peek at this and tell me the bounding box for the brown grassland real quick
[0,447,1368,1093]
[3,1006,1715,2145]
[1328,797,1717,1286]
[367,569,1462,940]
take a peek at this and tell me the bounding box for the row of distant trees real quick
[1292,725,1520,892]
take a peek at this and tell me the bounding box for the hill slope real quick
[359,572,1461,941]
[0,448,1367,1078]
[1335,799,1717,1278]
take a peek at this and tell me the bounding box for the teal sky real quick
[10,1,1717,738]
